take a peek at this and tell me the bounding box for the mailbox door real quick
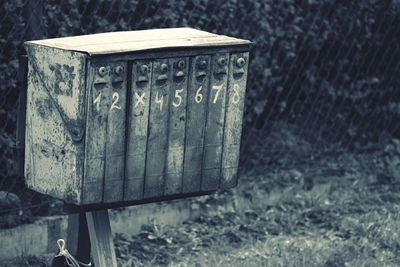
[165,57,189,195]
[125,60,152,201]
[221,52,249,188]
[83,62,111,204]
[182,55,211,193]
[201,53,230,191]
[144,59,172,198]
[104,62,128,203]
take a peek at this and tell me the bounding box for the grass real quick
[2,145,400,266]
[112,149,400,266]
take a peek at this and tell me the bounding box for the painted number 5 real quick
[173,89,184,107]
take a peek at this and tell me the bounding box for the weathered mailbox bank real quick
[24,28,251,208]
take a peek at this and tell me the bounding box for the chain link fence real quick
[1,0,400,228]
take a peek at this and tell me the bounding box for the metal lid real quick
[25,28,251,55]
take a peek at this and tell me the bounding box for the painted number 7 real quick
[212,84,223,104]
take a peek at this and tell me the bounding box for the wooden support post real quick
[66,210,117,267]
[67,213,91,265]
[86,210,117,267]
[15,55,28,178]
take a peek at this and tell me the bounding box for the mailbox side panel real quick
[201,52,230,191]
[24,45,87,204]
[182,55,211,193]
[221,52,249,189]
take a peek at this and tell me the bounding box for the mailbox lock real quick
[115,65,124,75]
[140,64,149,74]
[218,57,227,66]
[160,63,169,73]
[98,66,107,76]
[198,60,207,70]
[177,60,186,69]
[236,57,246,68]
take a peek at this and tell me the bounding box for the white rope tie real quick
[56,239,91,267]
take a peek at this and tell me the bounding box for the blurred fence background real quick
[1,0,400,228]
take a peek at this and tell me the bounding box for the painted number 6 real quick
[195,86,203,103]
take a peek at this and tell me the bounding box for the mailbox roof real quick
[25,28,251,55]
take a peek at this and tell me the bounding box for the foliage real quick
[1,0,400,197]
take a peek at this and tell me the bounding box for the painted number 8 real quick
[232,84,240,104]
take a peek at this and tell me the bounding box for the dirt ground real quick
[2,125,400,266]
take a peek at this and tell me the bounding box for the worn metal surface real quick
[201,53,230,191]
[182,55,211,193]
[24,44,87,204]
[221,52,249,189]
[124,60,152,201]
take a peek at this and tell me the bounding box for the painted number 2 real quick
[110,92,122,111]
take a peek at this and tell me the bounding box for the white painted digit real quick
[232,84,240,104]
[135,92,146,107]
[173,89,183,107]
[195,86,203,103]
[110,92,122,110]
[212,84,223,104]
[93,91,102,112]
[155,91,164,111]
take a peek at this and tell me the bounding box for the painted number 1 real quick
[93,91,102,112]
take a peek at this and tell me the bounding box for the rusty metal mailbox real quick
[24,28,251,208]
